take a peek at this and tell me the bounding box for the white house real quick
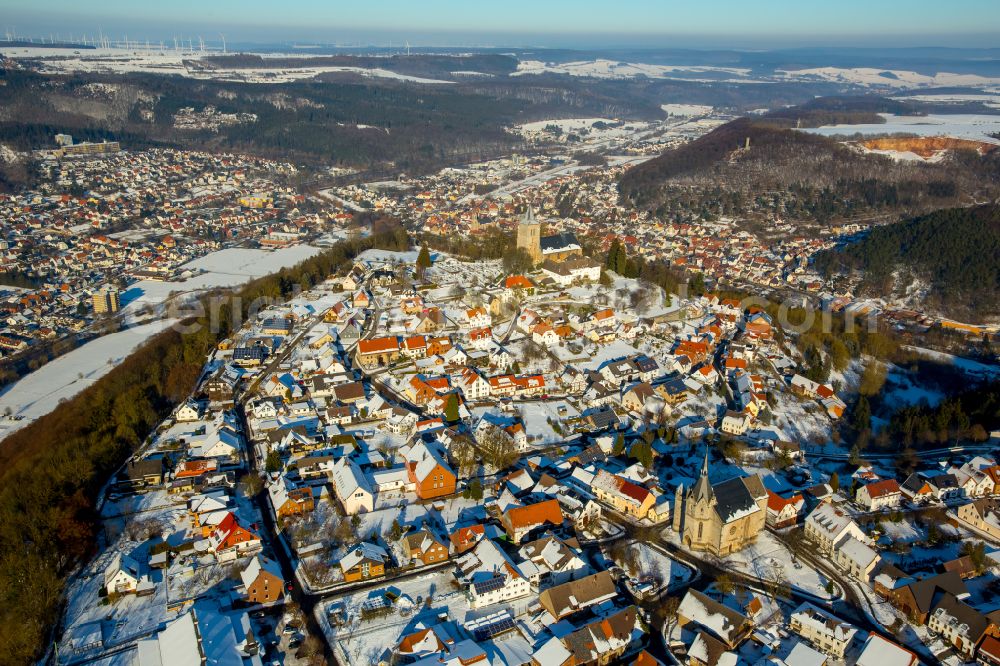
[456,367,491,401]
[720,410,751,436]
[330,458,375,514]
[833,535,881,581]
[104,553,150,595]
[459,539,532,609]
[855,479,902,511]
[804,502,870,555]
[789,602,858,659]
[465,307,492,329]
[175,400,203,422]
[188,425,241,461]
[532,323,560,348]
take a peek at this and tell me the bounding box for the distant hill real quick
[814,205,1000,320]
[617,117,999,222]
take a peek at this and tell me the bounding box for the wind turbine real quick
[219,33,226,54]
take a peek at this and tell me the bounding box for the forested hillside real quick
[617,117,1000,222]
[814,205,1000,319]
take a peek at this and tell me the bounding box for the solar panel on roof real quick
[473,574,506,595]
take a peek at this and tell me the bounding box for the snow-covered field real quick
[893,93,1000,108]
[778,66,1000,89]
[0,319,177,441]
[122,244,325,312]
[514,59,751,80]
[661,104,714,117]
[800,113,1000,144]
[7,47,454,84]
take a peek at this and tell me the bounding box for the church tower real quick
[515,205,542,265]
[684,451,717,550]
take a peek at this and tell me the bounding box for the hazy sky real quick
[4,0,1000,47]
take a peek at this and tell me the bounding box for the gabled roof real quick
[538,570,617,620]
[677,589,750,647]
[503,498,563,532]
[339,542,388,571]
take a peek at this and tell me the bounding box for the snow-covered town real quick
[4,6,1000,666]
[53,217,1000,666]
[0,139,350,367]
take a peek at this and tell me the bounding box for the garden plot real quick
[767,388,834,444]
[101,489,178,519]
[60,559,175,662]
[319,569,473,665]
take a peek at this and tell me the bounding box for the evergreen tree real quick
[265,450,282,473]
[852,395,871,433]
[444,393,460,423]
[417,244,433,270]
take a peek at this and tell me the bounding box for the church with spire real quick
[672,452,769,556]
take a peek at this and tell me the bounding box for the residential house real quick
[533,605,643,666]
[766,490,805,528]
[240,555,284,605]
[804,502,869,555]
[956,499,1000,540]
[340,543,389,582]
[104,553,150,596]
[402,528,450,566]
[856,479,902,511]
[331,458,375,514]
[518,534,589,587]
[357,336,400,367]
[501,499,564,543]
[207,513,261,562]
[592,469,656,520]
[855,634,918,666]
[538,571,617,621]
[789,602,858,658]
[406,442,457,500]
[677,589,753,649]
[926,593,991,660]
[268,478,314,519]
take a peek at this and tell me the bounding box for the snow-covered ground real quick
[513,59,751,80]
[122,244,326,313]
[723,531,835,600]
[661,104,714,117]
[0,319,178,441]
[778,67,1000,89]
[901,345,1000,380]
[892,92,1000,108]
[625,543,695,589]
[800,112,1000,144]
[7,46,454,84]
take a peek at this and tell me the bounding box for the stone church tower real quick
[683,453,719,551]
[515,206,542,264]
